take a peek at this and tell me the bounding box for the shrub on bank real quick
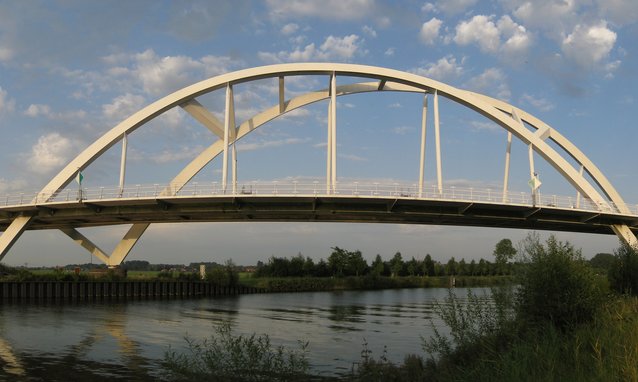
[516,234,604,330]
[163,322,310,381]
[608,241,638,296]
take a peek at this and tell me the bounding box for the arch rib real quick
[61,79,638,263]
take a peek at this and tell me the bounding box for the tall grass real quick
[435,297,638,382]
[163,322,311,381]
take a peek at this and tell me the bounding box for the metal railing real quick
[2,181,637,216]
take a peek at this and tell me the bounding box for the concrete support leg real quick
[0,216,32,262]
[611,224,638,248]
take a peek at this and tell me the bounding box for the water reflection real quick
[0,287,491,379]
[0,302,157,380]
[0,336,24,376]
[325,305,366,324]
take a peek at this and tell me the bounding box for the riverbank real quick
[347,295,638,382]
[0,280,263,300]
[240,274,513,292]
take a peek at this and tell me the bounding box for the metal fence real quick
[2,181,637,216]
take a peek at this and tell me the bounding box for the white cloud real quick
[510,0,578,39]
[237,137,310,152]
[362,25,377,38]
[27,133,78,174]
[411,55,464,82]
[0,177,27,194]
[469,120,500,132]
[465,68,511,100]
[135,50,232,96]
[99,49,239,97]
[454,15,501,52]
[266,0,376,20]
[24,104,87,121]
[339,153,367,161]
[0,46,13,62]
[150,145,205,164]
[521,93,555,112]
[388,102,402,108]
[453,15,532,62]
[102,93,146,123]
[258,34,364,63]
[0,87,15,115]
[562,22,617,68]
[24,104,51,117]
[420,18,442,45]
[604,60,621,78]
[384,47,395,56]
[320,35,363,59]
[498,15,532,59]
[392,126,413,135]
[597,0,638,26]
[421,3,436,13]
[280,23,299,35]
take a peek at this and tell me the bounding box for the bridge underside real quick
[1,196,636,236]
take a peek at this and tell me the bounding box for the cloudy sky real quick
[1,0,637,266]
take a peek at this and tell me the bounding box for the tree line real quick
[253,241,517,278]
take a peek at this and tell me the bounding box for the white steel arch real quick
[1,63,636,266]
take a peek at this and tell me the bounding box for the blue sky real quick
[1,0,637,266]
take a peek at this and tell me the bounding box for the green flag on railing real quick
[75,171,84,185]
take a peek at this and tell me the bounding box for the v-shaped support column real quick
[0,216,33,262]
[60,223,150,267]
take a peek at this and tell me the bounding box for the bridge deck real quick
[1,193,637,236]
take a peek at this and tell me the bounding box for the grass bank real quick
[453,296,638,382]
[361,295,638,382]
[239,275,513,293]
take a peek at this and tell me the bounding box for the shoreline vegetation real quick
[2,236,637,380]
[161,234,638,381]
[0,245,519,293]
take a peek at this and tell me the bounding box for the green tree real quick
[446,257,458,276]
[370,254,385,276]
[406,257,418,276]
[608,242,638,295]
[302,256,315,277]
[347,250,368,276]
[314,259,330,277]
[389,252,404,277]
[589,252,615,273]
[477,259,487,276]
[328,247,348,277]
[517,233,604,330]
[457,258,467,276]
[468,259,477,276]
[206,260,238,287]
[494,238,517,274]
[289,253,305,277]
[423,254,435,276]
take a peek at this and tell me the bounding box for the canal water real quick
[0,287,492,380]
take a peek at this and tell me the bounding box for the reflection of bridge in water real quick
[1,63,636,267]
[0,303,154,379]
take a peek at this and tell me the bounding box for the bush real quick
[516,233,604,330]
[422,286,515,364]
[608,242,638,295]
[206,260,239,287]
[163,322,309,381]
